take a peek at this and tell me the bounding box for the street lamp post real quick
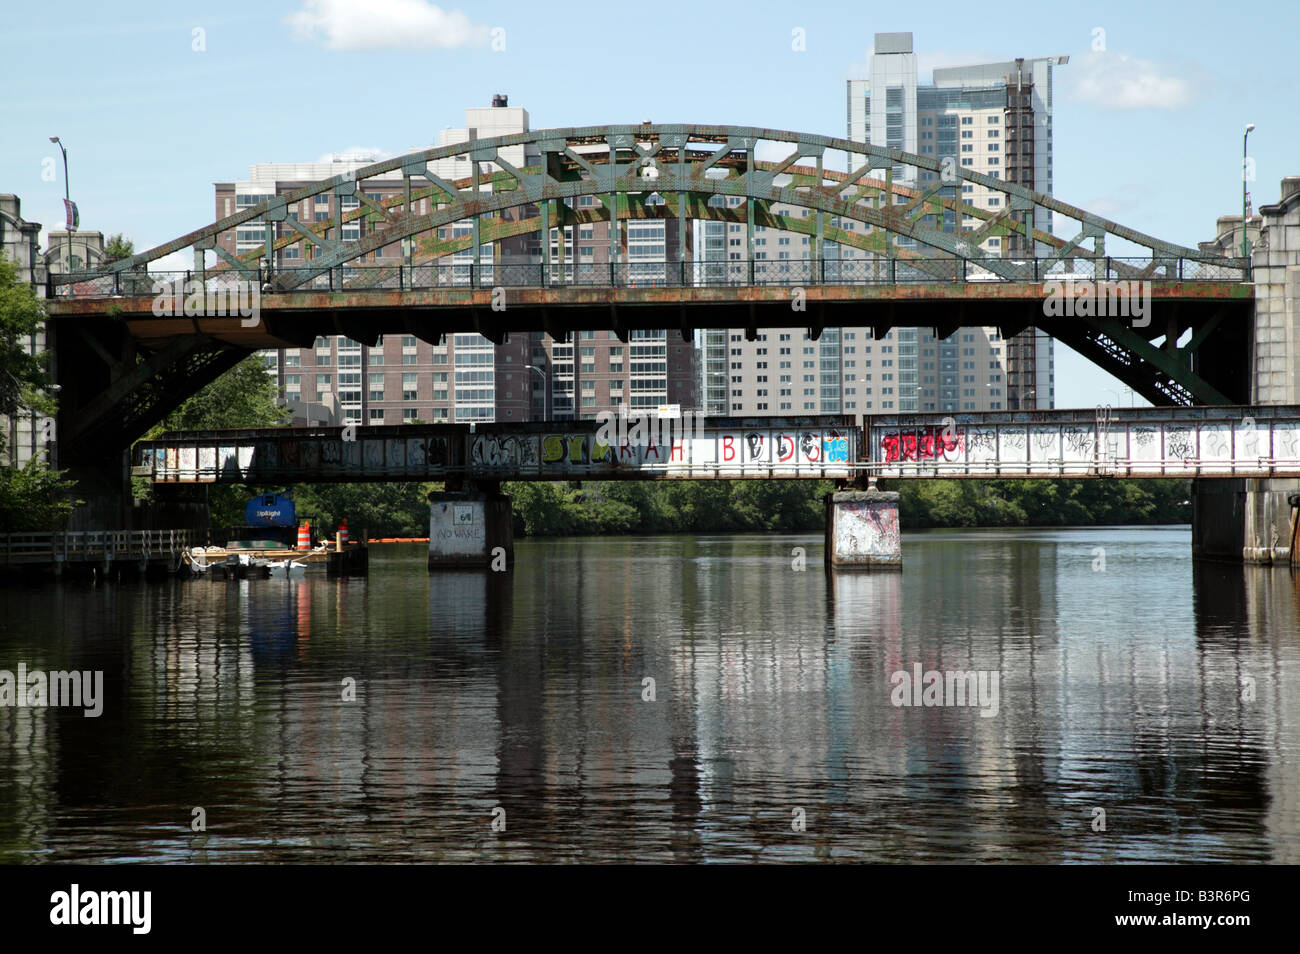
[1102,386,1133,408]
[48,137,71,276]
[525,364,550,421]
[1242,123,1255,259]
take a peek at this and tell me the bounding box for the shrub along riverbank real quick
[501,477,1192,537]
[174,475,1191,540]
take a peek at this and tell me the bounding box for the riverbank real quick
[503,477,1192,537]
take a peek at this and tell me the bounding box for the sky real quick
[2,0,1295,408]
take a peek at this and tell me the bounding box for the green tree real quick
[133,355,285,528]
[0,258,53,424]
[888,477,1193,529]
[152,355,284,433]
[0,461,80,531]
[292,481,437,538]
[502,478,836,537]
[0,259,77,531]
[103,234,134,263]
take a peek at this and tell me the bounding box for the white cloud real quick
[1080,185,1145,219]
[1067,51,1192,110]
[285,0,491,51]
[148,250,195,274]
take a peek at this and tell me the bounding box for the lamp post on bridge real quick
[48,136,72,276]
[1242,123,1255,259]
[1102,385,1133,408]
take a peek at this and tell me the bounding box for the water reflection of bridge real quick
[2,537,1297,861]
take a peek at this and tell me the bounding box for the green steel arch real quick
[69,124,1242,286]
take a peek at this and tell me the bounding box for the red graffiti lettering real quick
[881,427,964,462]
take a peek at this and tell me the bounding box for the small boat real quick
[267,558,308,578]
[204,552,271,580]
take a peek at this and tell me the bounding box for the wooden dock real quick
[0,529,198,581]
[187,543,368,577]
[0,530,368,581]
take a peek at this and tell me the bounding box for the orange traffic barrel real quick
[297,522,311,550]
[339,520,349,546]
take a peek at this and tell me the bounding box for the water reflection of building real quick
[824,531,1066,861]
[1228,564,1300,863]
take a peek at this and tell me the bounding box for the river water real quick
[1,527,1296,863]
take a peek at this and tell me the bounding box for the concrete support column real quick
[825,489,901,569]
[1192,477,1300,564]
[1248,177,1300,405]
[428,487,513,570]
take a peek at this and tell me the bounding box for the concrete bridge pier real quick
[428,483,514,571]
[825,489,902,569]
[1192,177,1300,565]
[1192,478,1300,565]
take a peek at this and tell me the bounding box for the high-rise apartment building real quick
[846,32,1066,412]
[216,97,694,424]
[702,34,1060,419]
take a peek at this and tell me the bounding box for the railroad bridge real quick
[135,404,1300,567]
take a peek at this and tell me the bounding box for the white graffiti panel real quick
[1199,422,1236,475]
[1164,427,1196,464]
[997,427,1028,469]
[1273,425,1300,464]
[1029,426,1061,464]
[1128,426,1161,467]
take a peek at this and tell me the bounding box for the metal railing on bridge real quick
[50,256,1250,299]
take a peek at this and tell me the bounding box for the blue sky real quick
[2,0,1294,407]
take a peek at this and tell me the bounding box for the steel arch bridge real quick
[45,125,1251,465]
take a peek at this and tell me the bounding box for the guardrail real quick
[49,255,1250,298]
[0,529,199,566]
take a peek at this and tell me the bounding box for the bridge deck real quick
[47,279,1251,351]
